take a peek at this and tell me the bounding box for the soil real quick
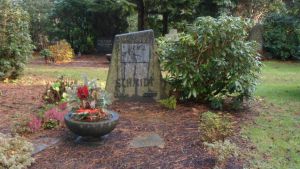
[0,56,245,169]
[30,54,110,68]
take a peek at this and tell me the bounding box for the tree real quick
[131,0,200,35]
[51,0,130,53]
[261,0,300,60]
[52,0,95,53]
[20,0,54,50]
[131,0,285,35]
[136,0,146,31]
[235,0,286,22]
[51,0,129,53]
[0,0,34,80]
[194,0,286,22]
[285,0,300,16]
[263,13,300,60]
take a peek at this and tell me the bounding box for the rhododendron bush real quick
[0,0,34,80]
[158,16,261,109]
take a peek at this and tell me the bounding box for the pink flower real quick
[45,108,68,123]
[28,116,42,132]
[58,102,68,110]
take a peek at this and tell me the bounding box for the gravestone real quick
[249,23,263,52]
[106,30,166,101]
[96,38,113,53]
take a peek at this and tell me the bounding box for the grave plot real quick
[0,30,253,169]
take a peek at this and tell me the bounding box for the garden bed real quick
[0,56,247,168]
[0,81,244,168]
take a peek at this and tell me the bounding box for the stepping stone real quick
[32,137,61,155]
[129,133,164,148]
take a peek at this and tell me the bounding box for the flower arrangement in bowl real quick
[64,76,119,138]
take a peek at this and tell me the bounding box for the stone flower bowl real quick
[64,110,119,137]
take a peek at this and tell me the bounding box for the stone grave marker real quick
[249,23,263,52]
[106,30,166,101]
[96,38,113,53]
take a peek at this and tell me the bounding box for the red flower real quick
[77,85,89,100]
[76,108,99,114]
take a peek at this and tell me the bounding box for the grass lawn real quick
[242,61,300,169]
[25,65,108,82]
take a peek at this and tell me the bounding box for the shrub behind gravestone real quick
[158,16,261,109]
[40,49,53,63]
[48,40,74,63]
[0,0,34,80]
[263,13,300,60]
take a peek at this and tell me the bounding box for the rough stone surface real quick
[249,23,263,51]
[64,111,119,137]
[129,133,165,148]
[97,38,113,53]
[106,30,167,101]
[32,137,61,155]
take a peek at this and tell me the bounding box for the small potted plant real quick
[64,76,119,138]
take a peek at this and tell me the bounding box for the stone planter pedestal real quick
[64,110,119,138]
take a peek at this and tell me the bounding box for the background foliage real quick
[20,0,53,50]
[48,40,74,63]
[263,13,300,60]
[51,0,130,53]
[0,0,34,80]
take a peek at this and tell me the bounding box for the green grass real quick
[25,65,108,82]
[242,61,300,169]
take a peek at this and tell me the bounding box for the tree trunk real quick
[136,0,145,31]
[162,12,169,35]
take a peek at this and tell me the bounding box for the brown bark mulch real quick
[0,82,45,134]
[30,102,220,169]
[0,57,245,169]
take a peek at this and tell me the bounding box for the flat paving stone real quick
[32,137,62,155]
[129,133,164,148]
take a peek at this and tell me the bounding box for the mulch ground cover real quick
[30,54,110,68]
[0,56,245,169]
[0,80,45,134]
[30,102,220,169]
